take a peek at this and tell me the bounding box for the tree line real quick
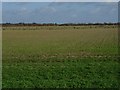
[1,22,119,26]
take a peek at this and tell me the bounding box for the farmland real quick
[2,25,120,88]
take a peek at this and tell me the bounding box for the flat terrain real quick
[2,25,120,88]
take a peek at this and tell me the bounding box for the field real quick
[2,25,120,88]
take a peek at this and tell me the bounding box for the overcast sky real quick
[2,2,118,23]
[1,0,119,2]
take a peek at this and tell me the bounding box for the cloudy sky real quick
[2,2,118,23]
[1,0,119,2]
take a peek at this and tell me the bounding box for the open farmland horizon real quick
[2,2,119,88]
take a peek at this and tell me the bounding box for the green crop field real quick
[2,25,120,88]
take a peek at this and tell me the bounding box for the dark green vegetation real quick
[2,25,120,88]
